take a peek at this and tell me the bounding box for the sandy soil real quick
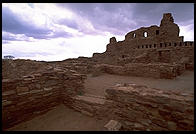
[84,71,194,96]
[7,71,194,131]
[7,104,108,131]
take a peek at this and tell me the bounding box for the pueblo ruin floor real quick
[7,71,193,131]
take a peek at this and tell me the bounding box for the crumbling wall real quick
[105,84,194,131]
[93,63,178,79]
[92,13,194,68]
[2,68,86,130]
[2,59,50,79]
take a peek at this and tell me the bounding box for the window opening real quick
[133,33,136,38]
[156,30,159,35]
[165,43,167,47]
[144,32,148,37]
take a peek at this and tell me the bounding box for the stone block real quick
[16,86,29,93]
[44,87,53,91]
[2,90,16,96]
[2,100,12,107]
[104,120,122,131]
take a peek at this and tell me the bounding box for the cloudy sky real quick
[2,3,194,61]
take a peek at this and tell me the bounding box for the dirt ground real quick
[7,71,194,131]
[7,104,108,131]
[84,71,194,96]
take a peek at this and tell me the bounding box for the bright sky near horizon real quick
[2,3,194,61]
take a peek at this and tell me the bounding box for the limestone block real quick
[104,120,122,131]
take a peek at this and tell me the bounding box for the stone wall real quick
[93,63,178,79]
[2,68,86,130]
[105,84,194,131]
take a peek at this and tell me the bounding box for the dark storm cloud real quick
[57,3,194,35]
[2,6,73,40]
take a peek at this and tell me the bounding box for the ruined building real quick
[92,13,194,65]
[2,13,194,131]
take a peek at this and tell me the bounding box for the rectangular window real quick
[160,43,162,47]
[156,30,159,35]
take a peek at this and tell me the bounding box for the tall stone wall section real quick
[105,84,194,131]
[2,68,86,130]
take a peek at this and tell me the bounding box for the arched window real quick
[144,32,148,37]
[133,33,136,38]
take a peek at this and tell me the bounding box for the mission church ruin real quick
[2,13,194,131]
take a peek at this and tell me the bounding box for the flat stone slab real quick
[104,120,122,131]
[74,94,106,105]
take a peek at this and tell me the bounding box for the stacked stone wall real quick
[2,68,86,130]
[93,63,178,79]
[105,84,194,131]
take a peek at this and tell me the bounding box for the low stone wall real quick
[105,84,194,131]
[93,63,178,79]
[2,68,86,130]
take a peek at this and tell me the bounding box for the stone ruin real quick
[2,13,194,131]
[92,13,194,78]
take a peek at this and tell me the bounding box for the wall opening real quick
[144,32,148,37]
[190,42,192,46]
[174,43,177,47]
[160,43,162,48]
[133,33,136,38]
[138,46,140,49]
[146,45,148,48]
[179,42,182,46]
[142,45,144,48]
[122,55,125,58]
[156,30,159,35]
[149,44,152,48]
[169,43,171,46]
[185,42,187,46]
[154,44,156,48]
[165,43,167,47]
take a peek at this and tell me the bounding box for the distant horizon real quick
[2,3,194,61]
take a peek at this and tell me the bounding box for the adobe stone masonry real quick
[92,13,194,68]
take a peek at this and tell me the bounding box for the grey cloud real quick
[57,3,194,36]
[2,6,73,40]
